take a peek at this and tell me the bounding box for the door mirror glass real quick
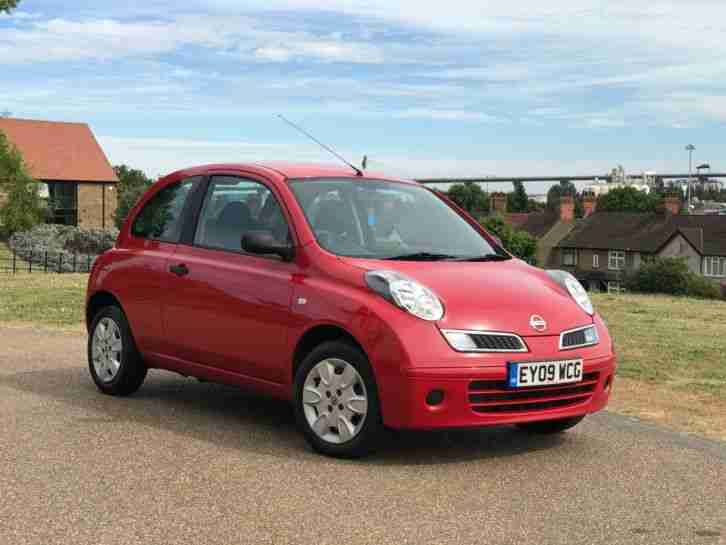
[242,232,294,261]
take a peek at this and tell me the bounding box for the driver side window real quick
[193,176,289,253]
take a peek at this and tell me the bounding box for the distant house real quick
[0,118,118,229]
[491,192,581,267]
[553,196,726,292]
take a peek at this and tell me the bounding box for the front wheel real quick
[88,306,147,396]
[293,341,383,458]
[516,415,585,434]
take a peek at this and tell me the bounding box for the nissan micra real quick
[86,163,616,457]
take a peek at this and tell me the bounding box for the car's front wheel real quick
[516,415,585,434]
[293,341,383,458]
[88,306,147,396]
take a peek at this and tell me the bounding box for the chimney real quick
[662,194,681,215]
[559,195,575,223]
[582,193,597,217]
[490,192,507,215]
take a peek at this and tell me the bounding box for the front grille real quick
[470,334,525,352]
[468,372,599,415]
[560,325,598,350]
[561,329,587,348]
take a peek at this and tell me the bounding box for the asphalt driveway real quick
[1,326,724,545]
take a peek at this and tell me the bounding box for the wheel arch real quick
[291,324,368,382]
[86,291,124,331]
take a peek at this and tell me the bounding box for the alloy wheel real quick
[302,358,368,444]
[91,317,123,383]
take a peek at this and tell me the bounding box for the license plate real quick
[508,359,583,388]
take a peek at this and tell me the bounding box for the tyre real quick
[516,415,585,434]
[293,341,383,458]
[88,305,147,396]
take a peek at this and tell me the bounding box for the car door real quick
[118,176,201,357]
[162,174,297,383]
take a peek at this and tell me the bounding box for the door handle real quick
[169,263,189,277]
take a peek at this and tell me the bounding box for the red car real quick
[86,163,616,457]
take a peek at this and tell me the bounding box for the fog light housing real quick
[426,390,445,406]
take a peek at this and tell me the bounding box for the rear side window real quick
[131,177,200,242]
[194,175,289,253]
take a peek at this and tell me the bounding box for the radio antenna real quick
[277,114,363,176]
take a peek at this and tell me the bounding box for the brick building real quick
[0,118,118,229]
[553,196,726,291]
[489,192,577,267]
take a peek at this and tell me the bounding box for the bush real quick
[8,225,118,272]
[686,275,722,300]
[447,182,490,215]
[480,216,537,264]
[627,257,721,299]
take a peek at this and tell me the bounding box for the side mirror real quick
[241,232,294,261]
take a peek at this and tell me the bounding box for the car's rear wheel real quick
[516,415,585,434]
[293,341,383,458]
[88,306,147,396]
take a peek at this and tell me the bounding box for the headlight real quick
[547,270,594,315]
[365,270,444,321]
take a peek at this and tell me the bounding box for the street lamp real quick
[685,144,695,207]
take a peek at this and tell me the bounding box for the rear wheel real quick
[516,415,585,434]
[88,306,147,396]
[293,341,383,458]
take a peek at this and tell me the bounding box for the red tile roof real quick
[0,118,117,183]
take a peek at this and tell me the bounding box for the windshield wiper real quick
[451,254,511,262]
[385,252,459,261]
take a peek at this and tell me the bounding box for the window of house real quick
[562,249,577,266]
[608,250,626,270]
[194,176,289,253]
[593,254,599,268]
[703,256,726,277]
[131,177,199,242]
[47,182,78,226]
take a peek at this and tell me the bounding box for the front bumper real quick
[379,353,616,430]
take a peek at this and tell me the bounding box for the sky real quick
[2,1,726,186]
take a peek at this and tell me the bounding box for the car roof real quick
[162,162,416,185]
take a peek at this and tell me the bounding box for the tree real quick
[546,180,577,211]
[507,181,529,213]
[113,164,153,229]
[446,181,489,216]
[0,0,20,14]
[0,130,45,236]
[597,186,660,213]
[481,216,537,263]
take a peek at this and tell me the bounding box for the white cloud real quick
[393,108,502,122]
[253,40,384,63]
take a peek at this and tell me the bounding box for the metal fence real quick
[1,246,98,274]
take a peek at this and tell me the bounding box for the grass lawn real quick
[592,293,726,399]
[0,273,87,328]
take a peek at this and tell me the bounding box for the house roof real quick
[0,118,117,183]
[557,212,726,257]
[506,210,560,238]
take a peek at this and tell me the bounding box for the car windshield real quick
[288,178,508,261]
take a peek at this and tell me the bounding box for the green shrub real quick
[627,257,721,299]
[8,225,118,272]
[447,182,489,215]
[686,275,722,299]
[480,216,537,263]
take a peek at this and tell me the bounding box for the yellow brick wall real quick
[77,183,118,230]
